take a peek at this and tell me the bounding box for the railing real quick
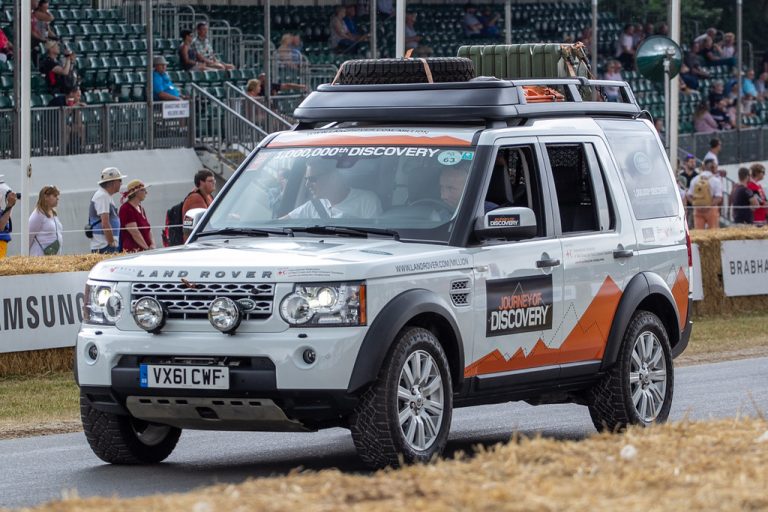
[224,82,293,134]
[191,84,269,170]
[0,103,191,158]
[679,128,768,166]
[240,36,272,71]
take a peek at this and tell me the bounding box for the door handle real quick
[613,249,634,259]
[536,258,561,268]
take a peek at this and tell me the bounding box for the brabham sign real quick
[0,272,88,353]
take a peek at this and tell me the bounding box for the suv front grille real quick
[131,282,275,320]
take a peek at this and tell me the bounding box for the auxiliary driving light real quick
[132,297,166,333]
[209,297,242,334]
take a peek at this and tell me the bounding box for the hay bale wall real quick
[691,227,768,316]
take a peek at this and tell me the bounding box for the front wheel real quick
[588,310,674,432]
[350,327,453,469]
[80,393,181,464]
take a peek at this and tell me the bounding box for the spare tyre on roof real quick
[334,57,476,85]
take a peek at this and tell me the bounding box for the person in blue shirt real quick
[152,56,181,101]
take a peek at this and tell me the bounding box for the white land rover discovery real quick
[77,58,692,469]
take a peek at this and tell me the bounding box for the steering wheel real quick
[409,198,453,215]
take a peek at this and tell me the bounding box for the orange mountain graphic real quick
[670,268,689,330]
[465,276,623,378]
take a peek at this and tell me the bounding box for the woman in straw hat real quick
[28,185,63,256]
[118,179,154,252]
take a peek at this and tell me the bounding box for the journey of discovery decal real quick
[486,275,553,336]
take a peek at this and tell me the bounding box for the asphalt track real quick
[1,356,767,510]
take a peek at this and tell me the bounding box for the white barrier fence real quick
[0,239,766,354]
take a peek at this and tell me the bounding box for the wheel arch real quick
[602,272,680,371]
[347,289,465,394]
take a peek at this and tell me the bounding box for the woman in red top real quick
[119,180,155,252]
[748,164,767,225]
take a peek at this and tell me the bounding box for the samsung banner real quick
[0,272,88,353]
[721,240,768,297]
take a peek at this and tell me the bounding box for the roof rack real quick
[293,78,640,127]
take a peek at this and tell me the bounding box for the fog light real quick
[86,343,98,361]
[209,297,242,334]
[132,297,166,333]
[302,348,316,365]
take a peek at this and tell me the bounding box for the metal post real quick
[147,0,154,149]
[664,53,672,153]
[669,0,680,168]
[395,0,406,57]
[370,0,378,58]
[20,0,32,256]
[591,0,598,69]
[504,0,511,45]
[264,0,271,106]
[736,0,743,163]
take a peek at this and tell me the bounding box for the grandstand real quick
[0,0,765,164]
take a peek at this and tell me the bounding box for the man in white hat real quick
[152,56,182,101]
[0,174,17,259]
[89,167,126,253]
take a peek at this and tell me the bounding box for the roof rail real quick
[293,78,640,126]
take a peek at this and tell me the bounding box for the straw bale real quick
[0,254,115,276]
[690,227,768,316]
[8,418,766,512]
[0,348,74,377]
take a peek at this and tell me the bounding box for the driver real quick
[284,158,382,219]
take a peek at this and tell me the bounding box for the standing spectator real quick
[703,138,722,167]
[152,56,182,101]
[178,29,208,72]
[39,41,76,94]
[461,4,484,38]
[0,174,17,259]
[602,60,623,101]
[0,27,13,62]
[748,163,767,225]
[730,167,758,224]
[28,185,62,256]
[693,102,719,133]
[48,86,86,154]
[119,180,154,252]
[678,154,699,189]
[687,158,723,229]
[615,24,635,71]
[719,32,736,60]
[478,7,501,39]
[89,167,126,254]
[193,22,234,70]
[182,170,215,219]
[405,12,432,58]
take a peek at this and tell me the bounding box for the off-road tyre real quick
[349,327,453,469]
[588,310,674,432]
[81,392,181,464]
[336,58,475,85]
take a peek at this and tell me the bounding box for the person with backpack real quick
[161,170,216,247]
[687,158,723,229]
[89,167,126,253]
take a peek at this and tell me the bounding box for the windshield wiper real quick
[292,225,400,240]
[196,227,294,238]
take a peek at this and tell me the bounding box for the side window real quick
[485,146,545,237]
[597,119,680,219]
[546,143,606,234]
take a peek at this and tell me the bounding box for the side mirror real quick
[474,206,537,241]
[183,208,207,237]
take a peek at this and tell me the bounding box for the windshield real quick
[201,144,478,243]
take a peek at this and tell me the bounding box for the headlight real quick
[209,297,242,334]
[280,282,366,326]
[132,297,166,333]
[84,281,123,325]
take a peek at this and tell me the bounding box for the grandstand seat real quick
[41,93,53,106]
[84,91,98,104]
[0,95,12,109]
[99,91,113,104]
[69,24,85,40]
[30,95,44,108]
[131,84,145,102]
[31,74,47,94]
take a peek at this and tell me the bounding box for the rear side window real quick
[597,120,679,220]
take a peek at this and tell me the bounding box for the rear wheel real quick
[336,58,475,85]
[588,310,674,432]
[81,393,181,464]
[350,327,453,469]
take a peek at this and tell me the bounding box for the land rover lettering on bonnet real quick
[77,49,691,469]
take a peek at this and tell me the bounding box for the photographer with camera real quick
[39,40,77,94]
[0,174,18,259]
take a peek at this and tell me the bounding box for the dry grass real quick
[0,253,115,276]
[5,418,766,512]
[0,348,74,376]
[0,372,79,440]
